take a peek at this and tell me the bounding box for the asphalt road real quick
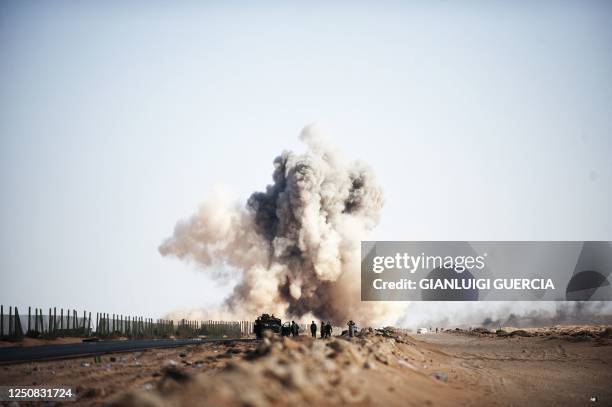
[0,338,256,364]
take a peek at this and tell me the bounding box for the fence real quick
[0,305,340,342]
[0,305,254,341]
[0,306,93,340]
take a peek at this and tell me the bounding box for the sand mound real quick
[112,329,432,407]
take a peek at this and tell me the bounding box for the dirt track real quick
[412,331,612,406]
[1,327,610,406]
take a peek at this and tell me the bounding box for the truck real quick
[254,314,282,338]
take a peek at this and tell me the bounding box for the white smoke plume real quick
[159,125,406,325]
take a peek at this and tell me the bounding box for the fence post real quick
[14,307,23,338]
[87,312,91,336]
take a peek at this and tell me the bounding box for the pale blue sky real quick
[1,1,611,318]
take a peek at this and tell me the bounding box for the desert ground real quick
[1,326,610,406]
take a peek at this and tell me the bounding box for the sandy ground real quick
[0,326,610,406]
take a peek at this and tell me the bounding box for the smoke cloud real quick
[159,125,406,325]
[399,301,612,330]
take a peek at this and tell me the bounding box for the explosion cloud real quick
[159,125,406,325]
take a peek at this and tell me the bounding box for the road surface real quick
[0,338,256,364]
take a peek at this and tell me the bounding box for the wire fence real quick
[0,305,254,341]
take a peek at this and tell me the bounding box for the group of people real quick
[310,321,333,338]
[252,314,344,339]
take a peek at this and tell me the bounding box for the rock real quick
[80,362,90,367]
[363,359,376,369]
[162,366,190,382]
[110,357,117,362]
[430,372,448,382]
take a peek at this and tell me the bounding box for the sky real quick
[1,1,611,320]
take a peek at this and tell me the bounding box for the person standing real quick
[310,321,317,338]
[254,317,262,339]
[347,320,356,337]
[320,321,325,338]
[293,321,301,337]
